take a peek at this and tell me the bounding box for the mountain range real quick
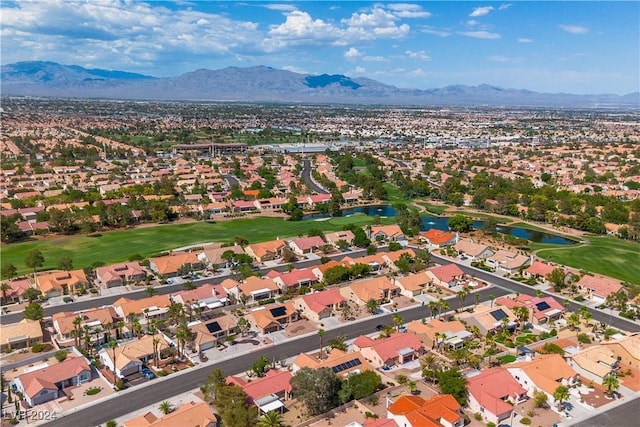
[2,61,638,108]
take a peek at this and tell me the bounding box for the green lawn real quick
[417,202,447,215]
[1,215,394,277]
[382,183,414,206]
[532,236,640,285]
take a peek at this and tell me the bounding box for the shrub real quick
[258,298,275,306]
[157,370,168,377]
[364,412,379,419]
[89,288,98,294]
[474,412,483,421]
[487,422,496,427]
[577,333,591,344]
[520,417,532,425]
[31,343,46,353]
[86,387,101,396]
[106,421,117,427]
[54,350,68,362]
[550,328,558,337]
[115,380,125,390]
[63,296,73,303]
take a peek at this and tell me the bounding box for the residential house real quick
[36,269,89,297]
[288,236,326,255]
[339,276,399,306]
[486,250,531,274]
[324,230,355,247]
[419,229,458,249]
[406,318,472,350]
[95,262,147,288]
[292,348,374,378]
[229,276,280,304]
[453,240,493,260]
[112,295,172,325]
[523,261,556,283]
[245,239,287,262]
[99,334,172,378]
[383,248,416,269]
[495,295,565,325]
[354,332,426,369]
[247,302,299,334]
[0,319,43,352]
[198,244,245,268]
[576,275,623,302]
[2,278,33,304]
[387,394,464,427]
[311,259,344,282]
[342,253,387,272]
[13,357,92,406]
[227,369,293,413]
[123,401,217,427]
[266,268,318,292]
[149,252,202,278]
[457,304,518,335]
[171,284,228,313]
[467,368,528,425]
[567,346,620,385]
[293,288,346,322]
[189,315,238,352]
[307,193,332,207]
[369,224,406,242]
[52,306,121,347]
[395,273,430,297]
[600,334,640,370]
[506,354,579,401]
[426,264,465,289]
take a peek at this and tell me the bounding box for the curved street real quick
[301,158,329,194]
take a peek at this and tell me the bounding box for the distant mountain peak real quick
[1,61,638,108]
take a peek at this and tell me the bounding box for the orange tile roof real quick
[420,229,456,245]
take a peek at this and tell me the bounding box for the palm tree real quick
[317,328,325,359]
[103,322,113,343]
[127,312,136,337]
[0,283,11,305]
[553,385,570,411]
[474,293,480,308]
[489,294,496,308]
[407,380,418,395]
[365,298,380,314]
[380,325,394,338]
[579,307,592,327]
[567,312,581,331]
[339,304,352,321]
[257,410,285,427]
[427,301,438,318]
[108,340,119,386]
[146,286,155,297]
[392,313,404,331]
[183,280,195,290]
[72,316,83,348]
[513,306,529,330]
[438,299,449,319]
[158,401,173,415]
[420,354,440,385]
[603,375,620,397]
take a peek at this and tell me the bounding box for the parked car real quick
[141,368,155,379]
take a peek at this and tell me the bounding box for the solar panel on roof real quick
[332,358,362,373]
[490,309,508,321]
[270,306,287,317]
[205,322,222,333]
[535,301,551,311]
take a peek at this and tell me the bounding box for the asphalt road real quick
[221,174,240,187]
[572,398,639,427]
[301,159,328,194]
[45,286,505,427]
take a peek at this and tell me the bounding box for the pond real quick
[304,204,577,245]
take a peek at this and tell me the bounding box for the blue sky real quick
[1,1,638,94]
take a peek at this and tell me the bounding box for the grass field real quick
[1,215,394,277]
[416,202,447,215]
[532,236,640,285]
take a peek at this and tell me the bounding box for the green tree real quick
[341,370,381,401]
[365,298,380,314]
[436,368,468,405]
[447,215,474,232]
[318,328,326,359]
[0,282,11,305]
[533,388,548,408]
[546,268,566,291]
[328,336,347,351]
[109,340,119,386]
[392,313,404,331]
[603,375,620,396]
[215,384,258,427]
[1,263,17,280]
[23,287,41,303]
[23,301,43,321]
[54,350,68,362]
[200,368,226,402]
[237,317,250,337]
[25,250,45,278]
[291,367,342,416]
[57,256,74,271]
[352,228,370,248]
[158,401,173,415]
[252,355,270,377]
[257,410,285,427]
[145,286,155,297]
[553,385,570,410]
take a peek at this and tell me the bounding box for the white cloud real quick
[420,26,451,37]
[460,31,501,39]
[518,37,533,43]
[196,19,209,26]
[405,50,430,60]
[409,68,426,76]
[487,55,510,62]
[269,11,340,39]
[470,6,494,17]
[344,47,362,59]
[558,24,589,34]
[466,20,479,27]
[264,4,298,12]
[498,4,512,10]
